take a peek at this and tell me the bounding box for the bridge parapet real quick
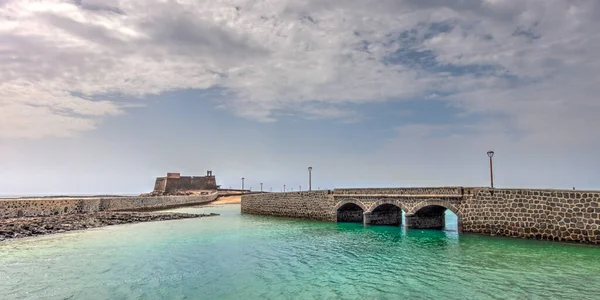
[333,187,464,197]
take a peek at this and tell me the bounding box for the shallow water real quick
[1,204,599,299]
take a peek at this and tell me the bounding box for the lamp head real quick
[487,150,494,158]
[308,167,312,171]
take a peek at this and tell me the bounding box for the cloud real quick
[0,0,599,144]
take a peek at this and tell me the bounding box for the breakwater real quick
[241,187,600,244]
[0,193,218,219]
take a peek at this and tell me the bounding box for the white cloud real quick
[0,0,598,144]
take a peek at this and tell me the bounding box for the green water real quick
[0,205,599,300]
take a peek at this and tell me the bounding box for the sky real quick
[1,0,600,195]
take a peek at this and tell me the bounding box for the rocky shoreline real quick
[0,211,218,242]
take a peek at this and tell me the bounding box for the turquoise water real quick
[1,205,599,300]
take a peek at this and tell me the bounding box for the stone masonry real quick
[153,171,218,195]
[241,187,600,245]
[462,189,600,244]
[336,203,364,222]
[405,206,446,229]
[0,193,218,219]
[241,190,335,221]
[365,204,403,225]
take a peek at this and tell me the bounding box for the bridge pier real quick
[405,208,446,230]
[337,209,364,222]
[363,212,371,226]
[363,210,402,226]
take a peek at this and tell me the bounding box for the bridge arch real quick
[361,200,408,226]
[366,200,409,213]
[408,200,462,217]
[333,199,367,223]
[406,200,463,232]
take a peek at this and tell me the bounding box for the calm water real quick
[1,205,599,300]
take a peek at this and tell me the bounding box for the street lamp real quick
[241,177,245,194]
[308,166,312,191]
[260,183,263,192]
[283,184,286,192]
[487,151,494,188]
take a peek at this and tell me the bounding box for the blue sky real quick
[1,0,600,195]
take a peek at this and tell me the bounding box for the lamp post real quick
[241,177,245,194]
[260,183,263,192]
[487,151,494,188]
[308,166,312,191]
[299,185,301,191]
[283,184,286,192]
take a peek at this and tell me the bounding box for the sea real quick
[1,204,599,299]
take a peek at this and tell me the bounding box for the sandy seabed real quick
[210,196,241,205]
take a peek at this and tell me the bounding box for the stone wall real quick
[461,188,600,244]
[164,176,216,192]
[405,212,445,229]
[337,210,363,222]
[241,190,335,221]
[190,177,216,190]
[364,210,402,225]
[0,193,218,219]
[153,175,218,194]
[154,178,167,193]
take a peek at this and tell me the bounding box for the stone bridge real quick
[241,186,600,244]
[332,187,466,231]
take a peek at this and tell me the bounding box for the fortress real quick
[152,171,219,195]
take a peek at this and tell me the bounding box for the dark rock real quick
[0,211,219,241]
